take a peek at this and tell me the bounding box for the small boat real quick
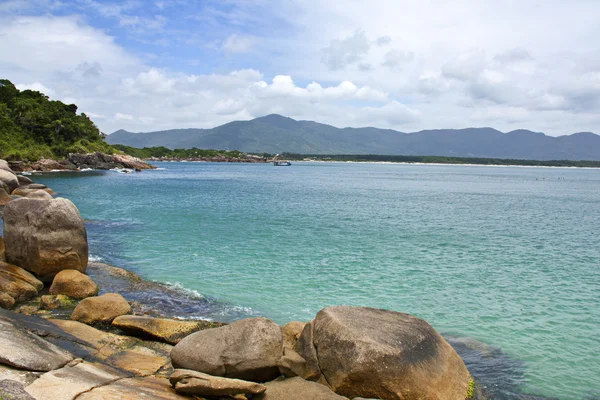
[272,154,291,166]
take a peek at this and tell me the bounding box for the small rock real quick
[40,294,76,310]
[0,293,15,310]
[71,293,131,325]
[0,379,36,400]
[256,377,349,400]
[50,269,98,299]
[112,315,214,345]
[169,369,267,397]
[171,317,283,382]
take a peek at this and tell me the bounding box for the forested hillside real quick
[0,79,114,160]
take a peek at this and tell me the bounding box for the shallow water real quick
[16,162,600,399]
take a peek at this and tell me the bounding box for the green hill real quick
[0,79,114,161]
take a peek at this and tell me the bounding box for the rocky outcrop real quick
[295,306,472,400]
[30,159,68,172]
[171,317,283,382]
[0,170,18,194]
[0,380,35,400]
[50,269,98,299]
[112,315,212,345]
[3,197,88,281]
[257,377,349,400]
[67,152,155,170]
[0,316,74,371]
[169,369,267,397]
[71,293,131,325]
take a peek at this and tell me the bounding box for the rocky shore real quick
[0,159,478,400]
[7,152,155,173]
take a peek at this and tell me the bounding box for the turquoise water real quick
[28,162,600,399]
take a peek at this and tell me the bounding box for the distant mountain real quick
[107,114,600,160]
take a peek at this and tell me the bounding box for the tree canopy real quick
[0,79,114,160]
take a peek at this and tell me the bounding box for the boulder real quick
[0,293,14,310]
[0,274,38,302]
[24,189,52,199]
[77,376,189,400]
[50,269,98,299]
[0,315,74,371]
[296,306,472,400]
[281,321,306,349]
[3,197,88,281]
[0,159,13,174]
[16,175,33,185]
[0,187,12,206]
[40,294,77,310]
[0,380,35,400]
[0,170,18,194]
[169,369,267,397]
[0,261,44,292]
[256,377,349,400]
[171,317,283,382]
[71,293,131,325]
[10,186,54,197]
[25,360,125,400]
[112,315,210,345]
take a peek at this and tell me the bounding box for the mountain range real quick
[107,114,600,160]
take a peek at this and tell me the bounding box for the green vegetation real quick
[0,79,114,161]
[279,152,600,168]
[466,377,475,399]
[112,144,249,160]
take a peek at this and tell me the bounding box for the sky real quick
[1,0,599,136]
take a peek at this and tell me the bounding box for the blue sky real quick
[1,0,599,135]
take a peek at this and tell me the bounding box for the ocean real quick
[23,161,600,399]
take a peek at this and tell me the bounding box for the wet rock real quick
[171,317,283,382]
[0,293,14,310]
[0,261,44,292]
[0,170,18,194]
[0,379,35,400]
[297,306,472,400]
[50,269,98,299]
[25,360,125,400]
[3,197,88,282]
[112,315,211,345]
[40,294,77,310]
[71,293,131,325]
[77,376,189,400]
[281,321,305,349]
[0,315,74,371]
[169,369,267,397]
[256,377,349,400]
[16,175,33,186]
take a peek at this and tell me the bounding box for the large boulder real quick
[169,369,267,397]
[3,197,88,281]
[0,274,38,302]
[295,306,472,400]
[0,170,18,194]
[23,190,52,200]
[257,377,349,400]
[112,315,211,345]
[0,261,44,292]
[171,317,283,382]
[71,293,131,325]
[0,315,74,371]
[16,175,33,186]
[50,269,98,299]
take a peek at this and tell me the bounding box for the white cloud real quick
[222,34,253,53]
[321,30,371,70]
[115,112,133,120]
[15,82,54,96]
